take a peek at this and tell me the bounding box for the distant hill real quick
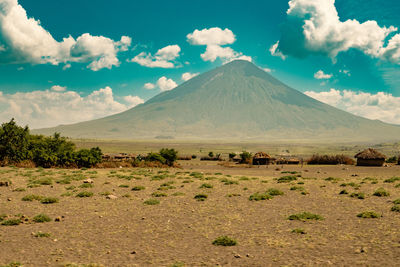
[35,60,400,142]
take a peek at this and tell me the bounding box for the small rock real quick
[234,254,241,258]
[83,178,94,184]
[141,217,145,220]
[99,215,103,218]
[53,239,58,242]
[131,251,136,254]
[106,194,118,200]
[246,254,250,258]
[55,216,61,222]
[7,197,11,201]
[0,181,10,187]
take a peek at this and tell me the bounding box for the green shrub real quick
[357,211,380,218]
[339,190,348,195]
[199,183,213,189]
[144,198,160,205]
[350,192,365,199]
[384,177,400,183]
[152,191,167,197]
[212,236,237,246]
[159,148,178,166]
[249,192,272,201]
[291,228,306,234]
[277,176,297,183]
[266,188,284,196]
[118,184,129,188]
[1,218,21,226]
[33,214,51,223]
[372,188,390,197]
[33,231,51,238]
[391,205,400,212]
[40,197,59,204]
[76,191,94,198]
[288,212,323,221]
[194,194,208,201]
[21,194,43,201]
[239,151,252,164]
[393,198,400,204]
[290,186,304,191]
[132,186,145,191]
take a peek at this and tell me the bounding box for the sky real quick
[1,0,400,128]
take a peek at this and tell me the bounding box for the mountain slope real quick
[36,60,400,142]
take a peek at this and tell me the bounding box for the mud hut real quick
[252,152,272,165]
[354,148,386,166]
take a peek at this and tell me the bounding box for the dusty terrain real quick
[1,161,400,266]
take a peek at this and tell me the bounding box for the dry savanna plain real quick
[1,158,400,266]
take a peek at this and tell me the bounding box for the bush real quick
[350,192,365,199]
[277,176,297,183]
[194,194,208,201]
[384,177,400,183]
[199,183,213,189]
[266,188,284,196]
[357,211,380,218]
[159,148,178,166]
[288,212,323,221]
[76,191,94,198]
[145,153,166,165]
[33,214,51,223]
[144,198,160,205]
[386,156,398,163]
[132,186,145,191]
[239,151,252,164]
[74,147,102,168]
[249,192,272,201]
[212,236,237,246]
[307,154,355,165]
[22,194,43,201]
[1,218,21,226]
[391,205,400,212]
[373,188,390,197]
[40,197,59,204]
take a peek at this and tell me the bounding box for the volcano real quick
[36,60,400,142]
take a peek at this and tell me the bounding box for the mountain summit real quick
[37,60,400,141]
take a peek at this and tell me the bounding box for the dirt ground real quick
[1,161,400,266]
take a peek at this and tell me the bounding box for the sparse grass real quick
[288,212,323,221]
[194,193,208,201]
[227,193,241,197]
[249,192,272,201]
[0,262,22,267]
[266,188,284,196]
[143,198,160,205]
[152,191,167,197]
[99,191,112,196]
[30,177,53,186]
[384,177,400,183]
[118,184,129,188]
[169,262,185,267]
[1,218,21,226]
[324,177,340,183]
[79,183,94,188]
[21,194,43,201]
[40,197,59,204]
[199,183,213,189]
[76,191,94,198]
[132,186,145,191]
[391,205,400,212]
[172,192,185,196]
[33,214,51,223]
[0,214,7,222]
[33,231,51,238]
[291,228,306,234]
[220,178,238,185]
[290,186,304,191]
[372,188,390,197]
[350,192,365,199]
[357,211,380,218]
[212,236,237,246]
[13,187,26,192]
[393,198,400,204]
[339,189,349,195]
[277,176,297,183]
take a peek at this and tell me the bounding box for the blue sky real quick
[1,0,400,128]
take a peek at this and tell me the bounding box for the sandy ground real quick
[1,161,400,266]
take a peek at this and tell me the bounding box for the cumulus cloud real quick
[157,76,177,91]
[263,67,272,73]
[144,76,178,92]
[305,88,400,124]
[187,27,251,63]
[130,45,181,68]
[314,70,332,79]
[0,0,131,70]
[50,85,66,92]
[0,87,143,128]
[181,72,199,81]
[144,83,155,90]
[271,0,400,64]
[123,95,144,107]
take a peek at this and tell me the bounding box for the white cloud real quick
[123,95,144,107]
[187,27,251,63]
[339,69,351,76]
[263,67,272,73]
[181,72,199,81]
[0,0,131,70]
[269,41,286,60]
[50,85,66,92]
[144,83,155,90]
[0,87,143,128]
[314,70,333,79]
[130,44,181,68]
[271,0,400,64]
[157,76,177,91]
[305,88,400,124]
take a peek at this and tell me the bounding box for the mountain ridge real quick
[34,60,400,142]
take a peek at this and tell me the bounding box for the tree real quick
[208,151,214,158]
[0,119,30,162]
[240,151,252,164]
[159,148,178,166]
[229,152,236,160]
[74,147,102,168]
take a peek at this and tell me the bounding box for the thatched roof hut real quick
[354,148,386,166]
[252,152,272,165]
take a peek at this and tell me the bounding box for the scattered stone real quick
[106,194,118,200]
[234,254,241,258]
[0,181,10,187]
[55,216,61,222]
[83,178,94,184]
[131,251,136,254]
[7,197,11,201]
[246,254,250,258]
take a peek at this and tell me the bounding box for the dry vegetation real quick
[1,161,400,266]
